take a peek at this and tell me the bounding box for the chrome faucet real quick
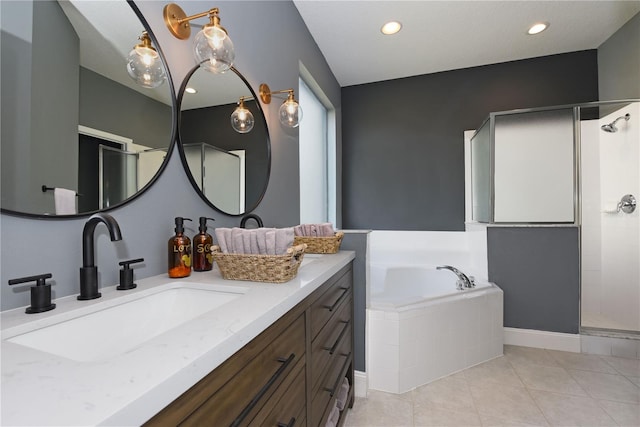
[436,265,474,290]
[78,213,122,300]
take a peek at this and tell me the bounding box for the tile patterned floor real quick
[345,345,640,426]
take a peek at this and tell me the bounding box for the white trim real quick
[504,327,581,352]
[353,370,368,398]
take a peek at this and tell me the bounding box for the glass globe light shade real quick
[193,25,235,74]
[279,99,302,128]
[231,103,255,134]
[126,45,165,89]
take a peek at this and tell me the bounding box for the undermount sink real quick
[6,283,246,362]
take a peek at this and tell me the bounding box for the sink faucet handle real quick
[8,273,56,314]
[117,258,145,291]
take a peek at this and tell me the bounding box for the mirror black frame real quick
[176,65,271,216]
[0,0,177,220]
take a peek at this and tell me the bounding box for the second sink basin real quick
[6,283,246,362]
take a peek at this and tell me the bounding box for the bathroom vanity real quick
[1,251,354,426]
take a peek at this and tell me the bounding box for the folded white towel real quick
[329,402,340,423]
[54,188,76,215]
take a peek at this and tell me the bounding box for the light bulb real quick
[126,32,165,88]
[203,25,227,49]
[231,100,255,133]
[279,98,302,128]
[193,25,235,74]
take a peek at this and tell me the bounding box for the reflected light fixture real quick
[259,84,303,128]
[163,3,235,74]
[185,87,197,94]
[126,31,166,88]
[230,97,255,133]
[527,22,549,35]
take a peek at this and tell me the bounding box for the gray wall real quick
[80,67,173,151]
[342,50,599,231]
[598,12,640,100]
[1,1,341,311]
[1,0,79,214]
[487,227,580,334]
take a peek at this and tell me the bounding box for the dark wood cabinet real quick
[144,262,354,427]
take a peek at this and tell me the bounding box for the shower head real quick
[601,113,631,133]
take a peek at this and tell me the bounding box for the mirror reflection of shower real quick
[600,113,630,133]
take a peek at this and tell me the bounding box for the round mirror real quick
[0,0,175,217]
[178,66,270,216]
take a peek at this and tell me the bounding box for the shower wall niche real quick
[470,107,576,223]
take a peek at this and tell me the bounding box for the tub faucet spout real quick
[436,265,474,290]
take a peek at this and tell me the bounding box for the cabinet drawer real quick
[310,352,351,427]
[179,314,305,427]
[310,296,352,391]
[249,360,306,427]
[309,268,352,340]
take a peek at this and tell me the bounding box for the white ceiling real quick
[293,1,640,87]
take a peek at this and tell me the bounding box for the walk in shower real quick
[580,100,639,334]
[470,99,640,337]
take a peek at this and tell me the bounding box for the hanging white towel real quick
[54,188,76,215]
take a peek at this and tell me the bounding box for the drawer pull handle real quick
[231,353,296,427]
[323,351,352,397]
[323,321,349,355]
[277,417,296,427]
[323,286,349,312]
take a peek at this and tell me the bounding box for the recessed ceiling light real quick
[185,87,197,94]
[527,22,549,35]
[381,21,402,35]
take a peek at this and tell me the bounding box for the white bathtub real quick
[367,265,503,394]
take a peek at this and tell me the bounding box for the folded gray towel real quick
[294,223,335,237]
[231,227,245,254]
[214,228,228,253]
[249,230,259,254]
[275,227,294,255]
[265,229,276,255]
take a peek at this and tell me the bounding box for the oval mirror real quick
[178,66,270,216]
[0,0,175,217]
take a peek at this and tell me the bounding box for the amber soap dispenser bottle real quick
[168,217,192,278]
[193,217,215,272]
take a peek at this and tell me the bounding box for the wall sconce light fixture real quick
[259,84,303,128]
[126,31,166,88]
[163,3,234,74]
[230,97,255,134]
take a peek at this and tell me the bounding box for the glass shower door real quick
[580,100,640,334]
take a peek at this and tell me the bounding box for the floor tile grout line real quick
[507,351,554,427]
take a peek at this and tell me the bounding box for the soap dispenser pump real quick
[193,217,215,272]
[168,217,192,278]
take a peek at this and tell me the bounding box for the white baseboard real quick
[353,370,367,398]
[504,327,581,353]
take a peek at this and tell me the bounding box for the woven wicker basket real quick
[211,244,307,283]
[293,231,344,254]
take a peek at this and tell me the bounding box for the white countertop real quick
[1,251,354,426]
